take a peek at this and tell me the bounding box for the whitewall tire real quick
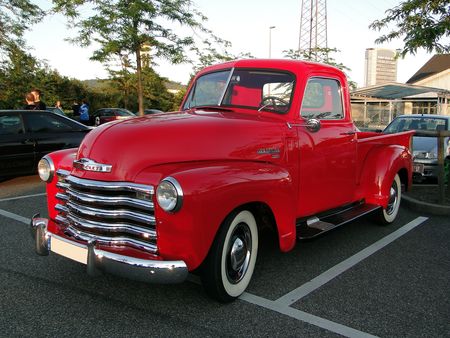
[377,174,401,225]
[201,209,258,302]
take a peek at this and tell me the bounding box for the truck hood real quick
[74,110,286,181]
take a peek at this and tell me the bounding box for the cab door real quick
[0,112,35,177]
[296,77,357,216]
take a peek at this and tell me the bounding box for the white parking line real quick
[0,193,46,203]
[0,209,30,224]
[276,216,428,306]
[241,292,378,338]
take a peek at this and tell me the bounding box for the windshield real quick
[384,116,448,133]
[183,69,295,114]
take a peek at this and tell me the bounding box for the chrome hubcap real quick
[386,182,398,215]
[226,223,252,284]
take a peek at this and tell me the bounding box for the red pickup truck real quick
[31,59,413,302]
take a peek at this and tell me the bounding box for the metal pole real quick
[269,26,275,58]
[437,130,445,204]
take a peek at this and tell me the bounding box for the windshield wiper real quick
[189,106,234,112]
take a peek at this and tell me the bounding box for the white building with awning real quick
[350,55,450,130]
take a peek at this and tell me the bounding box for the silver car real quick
[383,114,450,182]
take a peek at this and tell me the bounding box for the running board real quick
[296,203,381,239]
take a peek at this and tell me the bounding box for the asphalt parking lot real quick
[1,175,449,337]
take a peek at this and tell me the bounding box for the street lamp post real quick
[269,26,276,58]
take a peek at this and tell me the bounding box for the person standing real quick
[72,101,80,117]
[23,92,37,110]
[79,99,90,125]
[31,88,46,110]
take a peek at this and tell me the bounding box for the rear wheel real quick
[377,174,401,225]
[201,209,258,302]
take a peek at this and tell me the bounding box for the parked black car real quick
[383,114,450,182]
[0,110,91,178]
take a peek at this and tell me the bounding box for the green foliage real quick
[172,88,186,110]
[105,65,180,112]
[0,0,44,58]
[283,47,357,90]
[370,0,450,56]
[141,67,176,112]
[0,35,180,112]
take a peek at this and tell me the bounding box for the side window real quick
[0,114,24,135]
[300,78,343,120]
[26,113,73,132]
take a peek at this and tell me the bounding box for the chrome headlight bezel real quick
[156,177,183,213]
[37,156,55,182]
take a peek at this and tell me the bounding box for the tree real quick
[0,44,90,109]
[0,0,44,58]
[52,0,220,115]
[369,0,449,57]
[283,47,357,90]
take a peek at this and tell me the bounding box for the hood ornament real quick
[73,158,112,173]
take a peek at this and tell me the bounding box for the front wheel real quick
[201,209,258,302]
[376,174,401,225]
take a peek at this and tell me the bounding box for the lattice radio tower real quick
[298,0,328,61]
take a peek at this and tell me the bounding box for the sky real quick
[24,0,436,88]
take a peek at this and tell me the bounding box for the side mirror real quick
[305,119,321,132]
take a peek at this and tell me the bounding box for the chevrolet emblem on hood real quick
[73,158,112,173]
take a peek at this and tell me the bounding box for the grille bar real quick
[65,213,157,239]
[66,175,154,194]
[64,226,158,253]
[65,201,155,225]
[66,187,153,210]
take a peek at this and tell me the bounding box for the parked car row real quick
[2,107,447,182]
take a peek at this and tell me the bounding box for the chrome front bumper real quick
[30,217,188,284]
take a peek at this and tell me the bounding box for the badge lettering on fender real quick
[257,148,281,158]
[73,158,112,172]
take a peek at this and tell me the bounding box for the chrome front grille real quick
[54,169,157,253]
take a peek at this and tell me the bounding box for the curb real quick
[402,194,450,216]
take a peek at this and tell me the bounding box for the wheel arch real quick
[361,145,412,208]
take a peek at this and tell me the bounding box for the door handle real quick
[340,131,356,136]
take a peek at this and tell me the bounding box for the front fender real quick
[360,145,412,208]
[153,161,296,270]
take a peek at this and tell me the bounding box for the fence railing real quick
[413,130,450,204]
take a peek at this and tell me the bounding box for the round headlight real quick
[37,156,55,182]
[156,177,183,212]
